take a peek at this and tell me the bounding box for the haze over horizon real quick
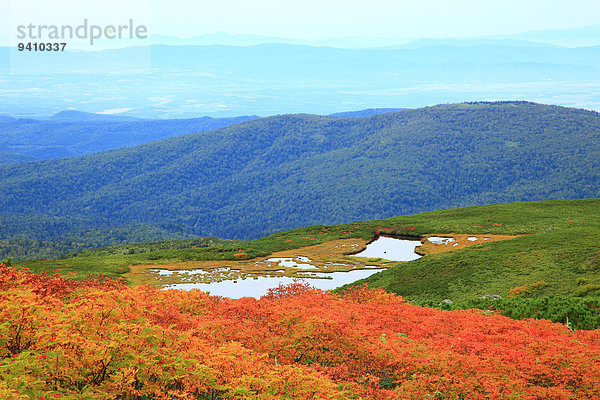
[2,0,599,118]
[3,0,600,42]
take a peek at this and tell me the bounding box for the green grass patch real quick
[420,295,600,330]
[11,198,600,296]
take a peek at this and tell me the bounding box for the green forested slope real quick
[0,114,258,162]
[1,102,599,259]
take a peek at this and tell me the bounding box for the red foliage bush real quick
[1,264,599,399]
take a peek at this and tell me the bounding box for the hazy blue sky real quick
[3,0,600,40]
[149,0,600,38]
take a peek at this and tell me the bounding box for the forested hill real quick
[1,101,599,248]
[328,108,405,117]
[0,114,258,162]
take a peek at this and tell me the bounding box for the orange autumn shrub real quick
[509,280,549,297]
[1,264,600,399]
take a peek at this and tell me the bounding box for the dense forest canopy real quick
[1,102,599,257]
[0,114,258,162]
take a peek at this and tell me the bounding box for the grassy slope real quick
[12,198,600,304]
[343,198,600,302]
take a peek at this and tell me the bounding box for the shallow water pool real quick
[350,236,422,261]
[164,268,384,298]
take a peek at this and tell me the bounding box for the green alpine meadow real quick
[9,198,600,329]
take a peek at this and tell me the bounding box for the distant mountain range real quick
[494,23,600,47]
[46,110,142,122]
[0,112,258,162]
[2,35,600,118]
[0,108,409,162]
[3,23,598,49]
[9,42,600,75]
[117,24,600,48]
[1,101,598,248]
[328,108,405,117]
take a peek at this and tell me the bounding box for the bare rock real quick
[480,294,502,300]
